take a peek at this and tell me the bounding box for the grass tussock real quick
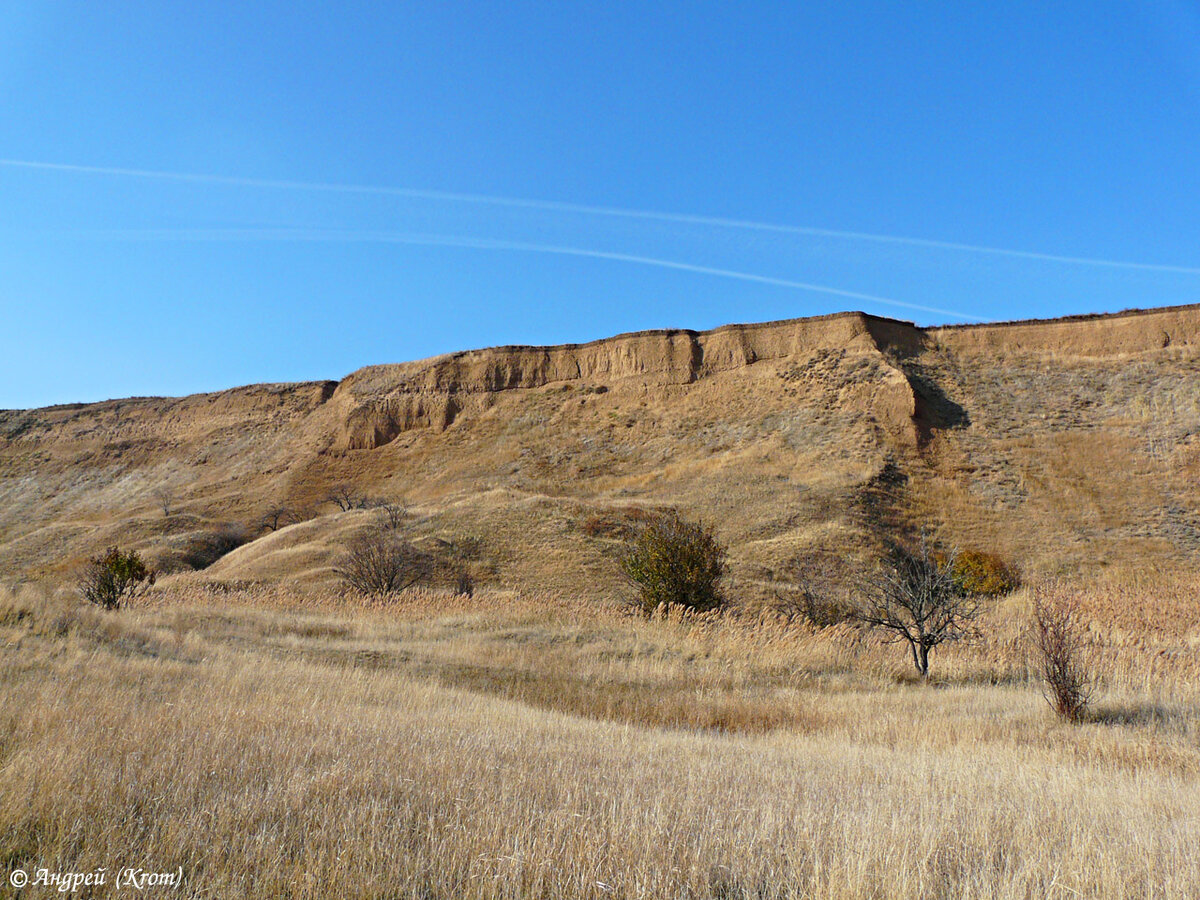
[0,578,1198,898]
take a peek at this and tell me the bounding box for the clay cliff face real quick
[2,304,1198,596]
[323,313,923,451]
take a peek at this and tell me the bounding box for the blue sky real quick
[2,1,1199,408]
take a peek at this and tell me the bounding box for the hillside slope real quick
[3,305,1198,599]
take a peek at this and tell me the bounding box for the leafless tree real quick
[260,505,295,532]
[153,486,174,517]
[326,484,365,512]
[336,529,431,598]
[376,500,407,530]
[1029,584,1097,722]
[850,537,979,678]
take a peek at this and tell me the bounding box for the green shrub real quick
[78,547,155,610]
[952,550,1020,597]
[621,512,727,615]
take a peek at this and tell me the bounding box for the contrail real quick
[40,226,991,322]
[2,158,1198,276]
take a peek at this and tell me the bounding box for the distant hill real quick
[3,304,1198,601]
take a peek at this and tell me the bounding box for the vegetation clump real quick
[337,529,431,599]
[78,546,155,610]
[621,511,727,615]
[951,549,1020,597]
[1029,584,1097,722]
[773,587,853,628]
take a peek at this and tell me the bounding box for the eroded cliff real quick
[1,303,1197,594]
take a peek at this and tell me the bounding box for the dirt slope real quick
[2,305,1198,599]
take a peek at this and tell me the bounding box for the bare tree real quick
[260,505,295,532]
[376,500,407,530]
[851,537,980,678]
[1029,584,1097,722]
[153,486,175,518]
[336,529,431,598]
[326,484,365,512]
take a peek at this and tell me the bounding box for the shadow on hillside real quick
[907,369,970,444]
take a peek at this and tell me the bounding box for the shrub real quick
[337,529,431,598]
[376,500,407,530]
[453,568,475,597]
[773,553,856,628]
[952,549,1020,597]
[773,587,853,628]
[580,506,659,540]
[445,534,484,561]
[78,547,155,610]
[1029,584,1096,722]
[621,511,727,616]
[327,484,367,512]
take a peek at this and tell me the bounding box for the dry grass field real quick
[2,575,1197,899]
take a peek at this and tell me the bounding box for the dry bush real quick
[579,514,623,538]
[621,511,726,615]
[772,586,853,628]
[259,505,296,532]
[152,486,175,517]
[580,506,659,539]
[773,554,856,628]
[1029,583,1097,722]
[452,568,475,597]
[337,529,431,598]
[326,483,367,512]
[376,499,407,530]
[443,534,484,561]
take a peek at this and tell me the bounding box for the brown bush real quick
[580,506,659,540]
[337,529,431,598]
[772,587,853,628]
[1029,584,1097,722]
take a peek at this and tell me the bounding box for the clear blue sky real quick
[2,1,1199,408]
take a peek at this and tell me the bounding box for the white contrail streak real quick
[2,158,1198,276]
[41,226,991,322]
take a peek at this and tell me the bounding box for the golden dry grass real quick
[2,577,1198,898]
